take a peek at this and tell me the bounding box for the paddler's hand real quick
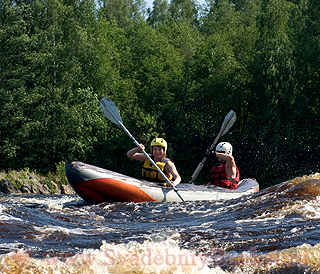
[127,144,146,159]
[137,144,145,152]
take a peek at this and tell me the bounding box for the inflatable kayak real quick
[65,161,259,204]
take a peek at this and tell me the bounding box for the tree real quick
[0,0,120,171]
[98,0,146,28]
[247,0,299,186]
[0,1,41,169]
[147,0,169,27]
[169,0,199,25]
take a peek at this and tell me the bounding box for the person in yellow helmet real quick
[127,138,181,187]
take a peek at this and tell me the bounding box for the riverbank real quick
[0,169,74,195]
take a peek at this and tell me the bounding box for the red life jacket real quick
[209,163,240,190]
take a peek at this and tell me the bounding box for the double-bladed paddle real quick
[189,110,236,184]
[99,97,185,202]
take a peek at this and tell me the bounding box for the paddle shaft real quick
[100,98,185,202]
[189,132,223,183]
[189,110,236,184]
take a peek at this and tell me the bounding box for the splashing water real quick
[1,173,320,273]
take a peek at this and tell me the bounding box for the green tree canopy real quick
[0,0,319,188]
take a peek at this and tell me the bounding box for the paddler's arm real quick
[127,144,147,161]
[216,152,237,179]
[165,161,181,187]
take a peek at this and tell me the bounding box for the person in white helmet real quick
[206,142,240,190]
[127,138,181,187]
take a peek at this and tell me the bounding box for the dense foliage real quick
[0,0,319,189]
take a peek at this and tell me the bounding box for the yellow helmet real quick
[150,138,167,154]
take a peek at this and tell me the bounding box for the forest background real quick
[0,0,319,189]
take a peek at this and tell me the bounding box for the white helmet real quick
[216,142,233,155]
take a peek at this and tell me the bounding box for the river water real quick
[1,173,320,273]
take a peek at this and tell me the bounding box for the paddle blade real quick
[100,97,123,125]
[219,110,236,137]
